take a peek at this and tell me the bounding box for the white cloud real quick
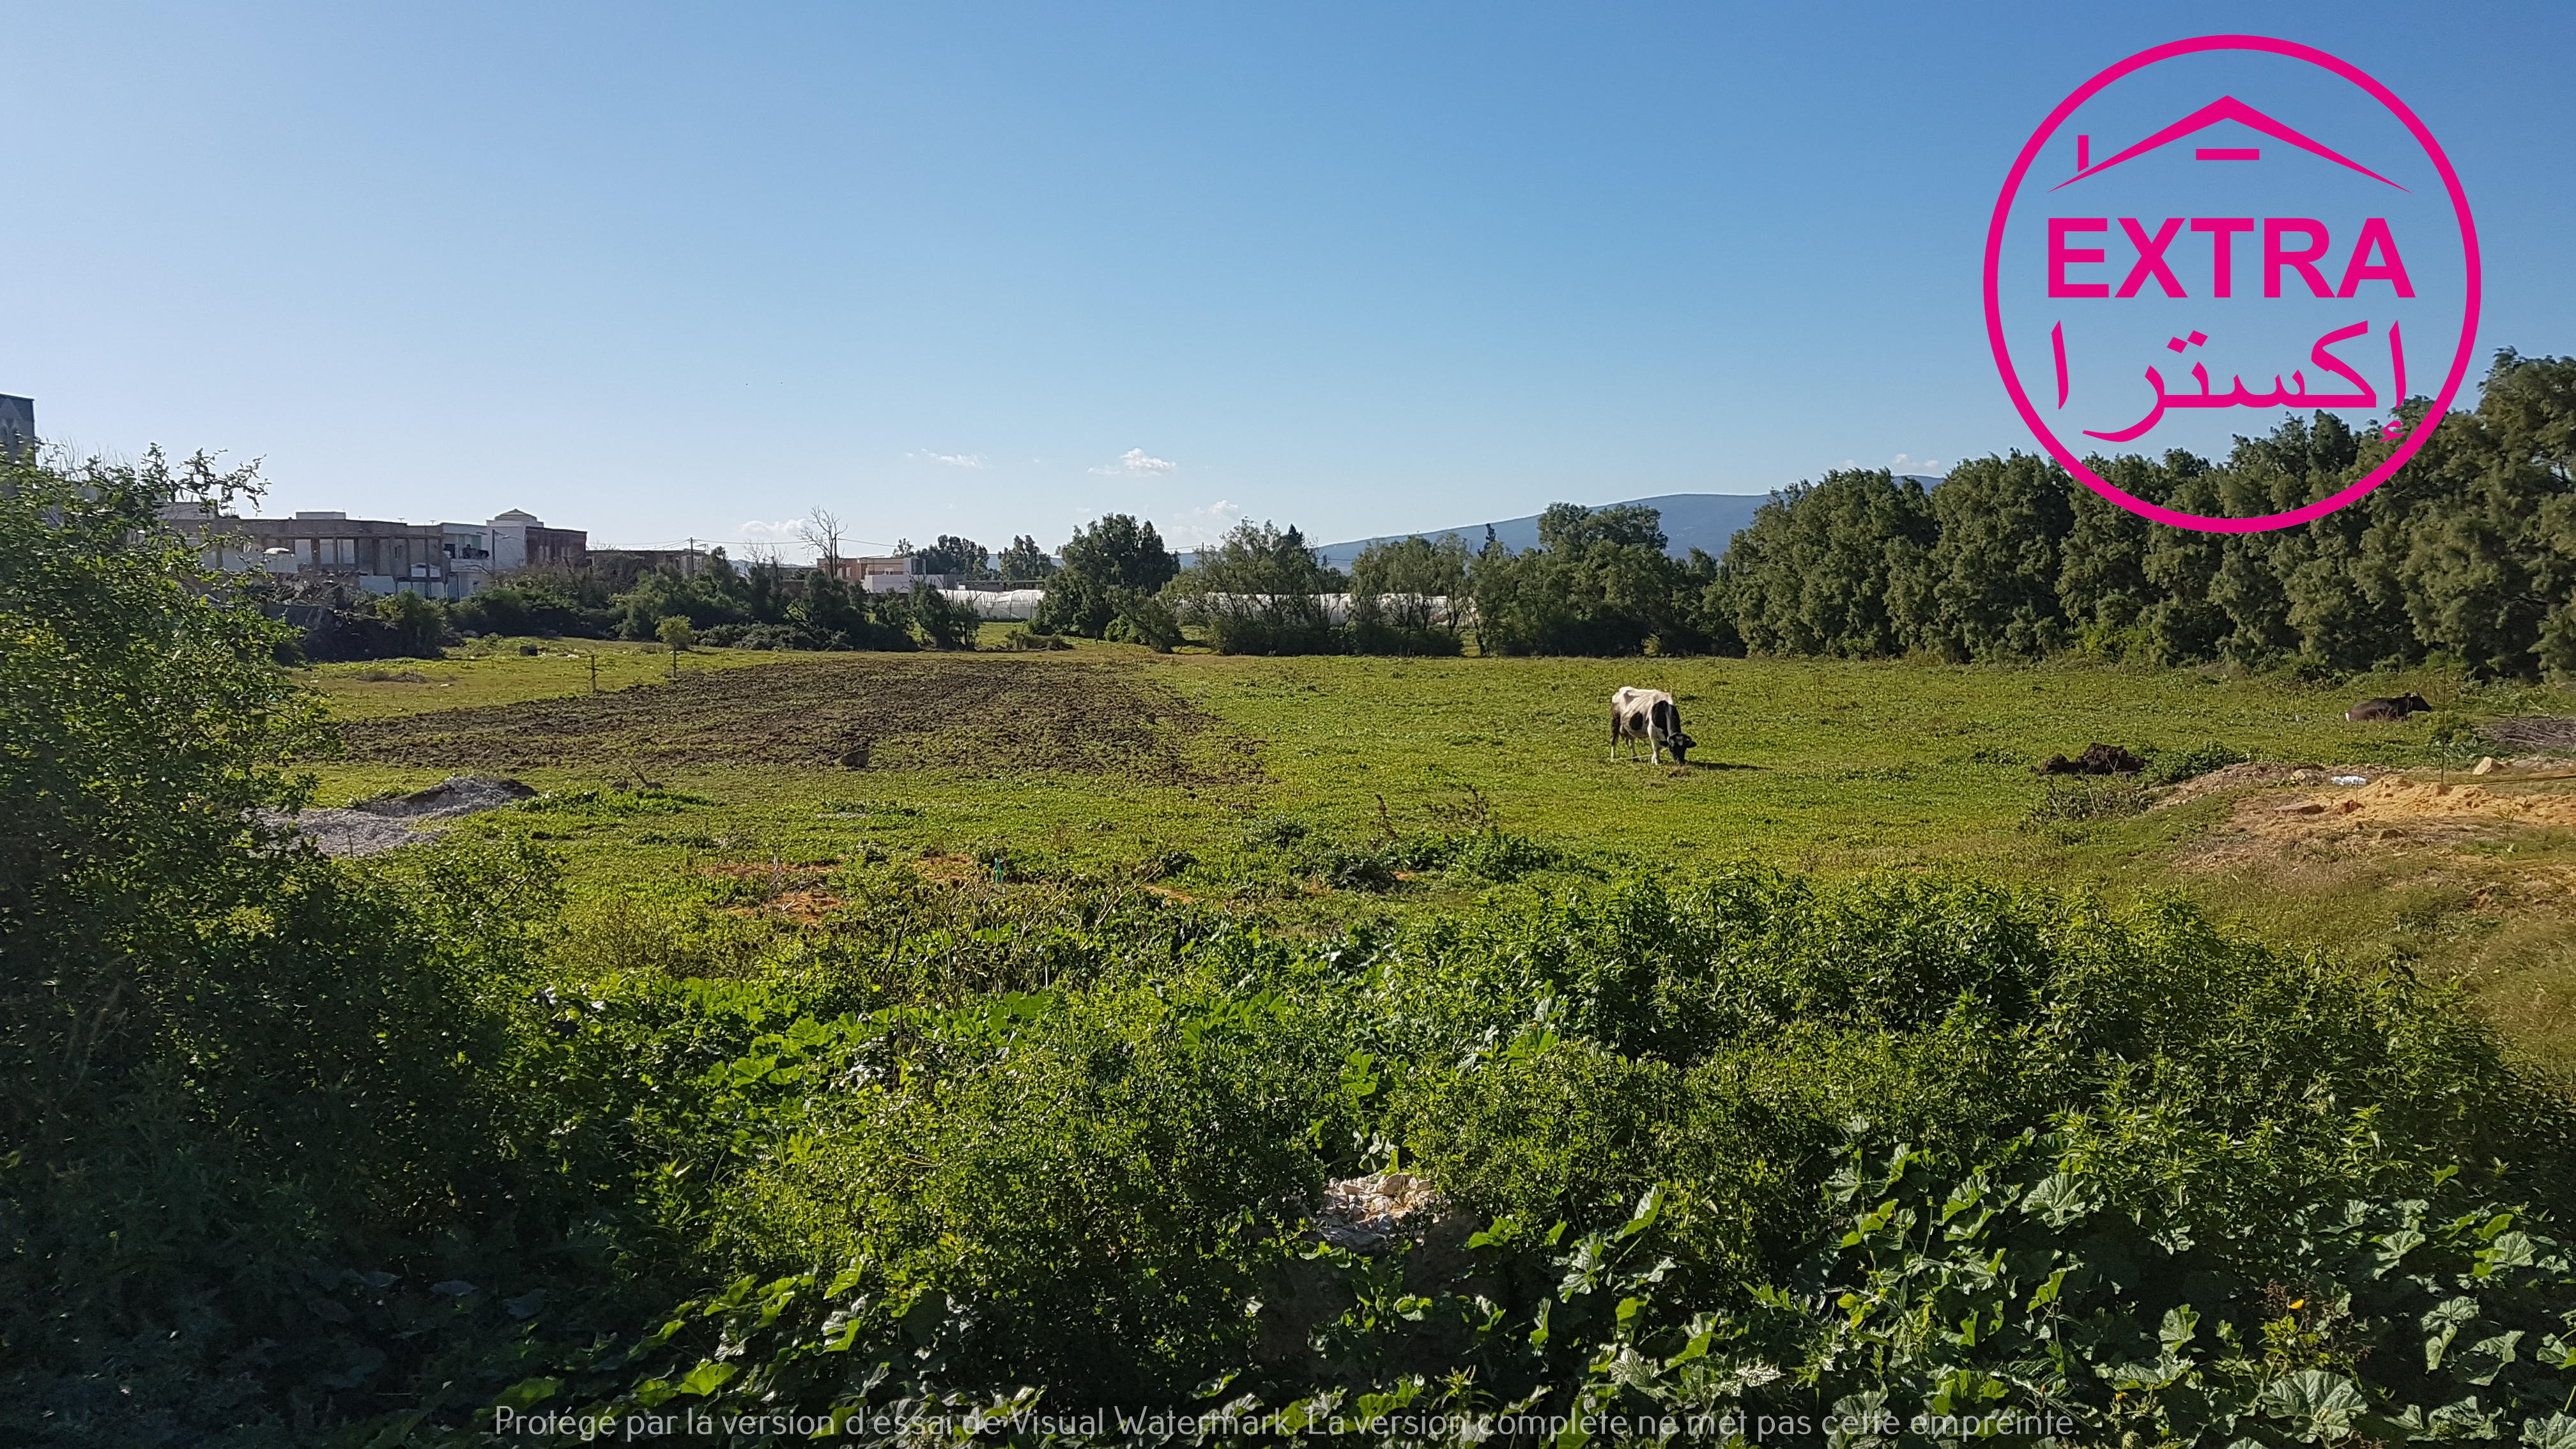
[1089,447,1177,476]
[908,449,990,469]
[732,519,819,562]
[1159,500,1245,549]
[737,519,807,546]
[1890,452,1946,476]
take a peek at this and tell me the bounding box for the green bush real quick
[2145,740,2251,785]
[2427,710,2483,749]
[1105,592,1184,652]
[0,450,601,1443]
[518,872,2575,1439]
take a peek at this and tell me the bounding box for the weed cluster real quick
[2142,740,2253,784]
[507,871,2576,1442]
[2021,774,2154,838]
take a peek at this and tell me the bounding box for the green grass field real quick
[305,640,2576,1062]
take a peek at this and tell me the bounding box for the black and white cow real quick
[1610,686,1694,764]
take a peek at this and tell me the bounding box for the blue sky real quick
[4,3,2570,555]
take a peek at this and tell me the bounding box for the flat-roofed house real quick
[160,506,588,599]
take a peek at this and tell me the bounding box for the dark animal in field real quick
[2347,694,2432,722]
[2034,742,2143,776]
[1610,686,1694,764]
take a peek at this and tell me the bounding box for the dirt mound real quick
[341,656,1245,782]
[2035,742,2143,776]
[2485,716,2576,755]
[2148,760,2329,811]
[349,774,537,820]
[2185,770,2576,868]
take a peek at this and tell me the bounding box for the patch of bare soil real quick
[912,853,980,886]
[341,655,1250,782]
[2181,769,2576,868]
[700,862,848,921]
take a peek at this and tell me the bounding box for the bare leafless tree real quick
[797,506,846,567]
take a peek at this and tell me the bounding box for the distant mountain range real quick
[1312,492,1774,567]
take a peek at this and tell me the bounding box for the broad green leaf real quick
[1616,1184,1667,1241]
[2023,1172,2095,1226]
[818,1307,862,1352]
[2373,1227,2426,1276]
[2028,1266,2072,1310]
[2425,1296,2479,1372]
[2259,1370,2364,1432]
[674,1360,739,1397]
[493,1377,560,1409]
[2456,1330,2523,1387]
[2161,1304,2200,1354]
[2476,1231,2539,1276]
[2524,1413,2576,1449]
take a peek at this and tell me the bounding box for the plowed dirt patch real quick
[340,655,1247,781]
[2185,772,2576,868]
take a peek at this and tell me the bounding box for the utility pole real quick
[686,537,695,578]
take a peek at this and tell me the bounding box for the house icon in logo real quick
[2052,95,2405,191]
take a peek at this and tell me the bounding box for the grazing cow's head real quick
[2400,693,2432,715]
[1668,730,1696,763]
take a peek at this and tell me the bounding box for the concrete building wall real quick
[0,394,33,456]
[827,555,951,593]
[163,502,587,599]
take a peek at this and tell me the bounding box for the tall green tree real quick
[917,535,990,578]
[996,534,1056,582]
[1166,519,1345,654]
[1905,453,2073,661]
[1471,503,1703,656]
[1,446,558,1438]
[1349,533,1469,652]
[1713,470,1935,658]
[1034,513,1178,638]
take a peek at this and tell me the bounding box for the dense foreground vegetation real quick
[10,454,2576,1447]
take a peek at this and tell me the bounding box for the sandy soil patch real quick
[2182,766,2576,868]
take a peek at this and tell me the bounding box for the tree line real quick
[1714,349,2576,676]
[1030,348,2576,675]
[273,348,2576,673]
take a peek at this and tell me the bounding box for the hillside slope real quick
[1312,490,1777,565]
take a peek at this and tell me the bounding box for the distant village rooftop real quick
[160,502,587,601]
